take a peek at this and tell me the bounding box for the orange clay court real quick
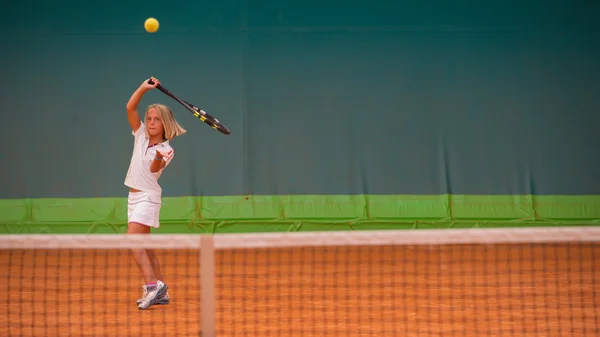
[1,238,599,337]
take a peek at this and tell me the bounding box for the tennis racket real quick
[147,79,231,136]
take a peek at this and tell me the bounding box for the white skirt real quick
[127,191,162,228]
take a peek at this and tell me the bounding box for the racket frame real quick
[147,79,231,135]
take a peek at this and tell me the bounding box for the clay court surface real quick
[1,243,598,336]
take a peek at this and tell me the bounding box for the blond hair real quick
[144,103,187,140]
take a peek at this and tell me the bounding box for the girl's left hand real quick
[156,150,174,161]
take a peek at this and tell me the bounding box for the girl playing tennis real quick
[124,76,186,310]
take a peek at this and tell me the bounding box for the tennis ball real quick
[144,18,159,33]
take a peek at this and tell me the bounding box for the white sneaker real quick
[138,280,168,310]
[137,285,170,305]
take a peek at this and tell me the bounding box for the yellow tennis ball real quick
[144,18,159,33]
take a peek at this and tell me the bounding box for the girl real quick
[124,76,187,310]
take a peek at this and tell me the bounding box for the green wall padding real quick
[1,195,599,234]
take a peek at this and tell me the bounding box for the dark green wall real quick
[2,0,599,198]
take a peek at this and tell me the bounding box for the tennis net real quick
[1,227,599,336]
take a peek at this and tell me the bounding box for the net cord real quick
[0,227,599,250]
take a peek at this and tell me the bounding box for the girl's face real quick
[146,108,164,138]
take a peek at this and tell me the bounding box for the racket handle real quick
[147,78,169,95]
[147,78,161,88]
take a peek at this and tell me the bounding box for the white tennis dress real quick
[124,122,174,228]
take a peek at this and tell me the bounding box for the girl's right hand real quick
[140,77,160,91]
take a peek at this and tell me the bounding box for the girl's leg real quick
[146,249,164,281]
[126,222,156,284]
